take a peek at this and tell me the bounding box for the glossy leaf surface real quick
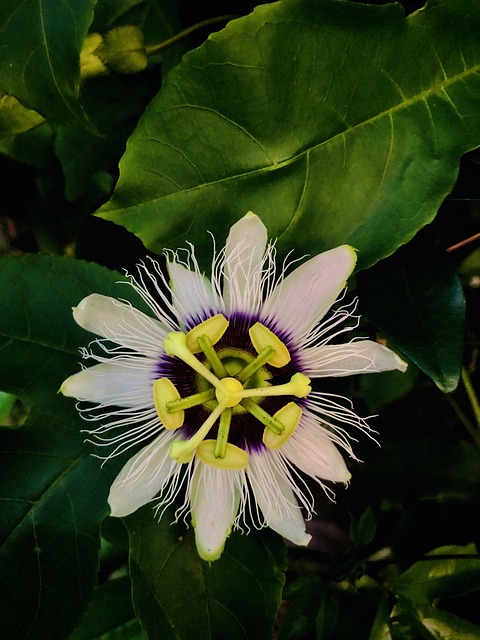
[0,0,95,130]
[0,255,141,639]
[127,506,286,640]
[99,0,480,269]
[357,245,465,392]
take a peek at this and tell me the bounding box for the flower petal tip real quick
[298,532,312,547]
[195,531,229,562]
[107,486,140,518]
[394,353,408,372]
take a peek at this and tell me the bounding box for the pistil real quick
[162,321,312,465]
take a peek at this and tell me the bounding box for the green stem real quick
[145,15,239,57]
[461,367,480,427]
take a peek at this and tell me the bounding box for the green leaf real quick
[349,505,377,548]
[0,254,142,639]
[127,505,286,640]
[0,390,16,424]
[368,597,393,640]
[363,438,480,505]
[357,244,465,392]
[55,71,157,202]
[391,544,480,603]
[69,576,147,640]
[387,545,480,640]
[360,366,419,413]
[98,0,480,268]
[0,94,45,138]
[0,0,95,130]
[279,575,326,640]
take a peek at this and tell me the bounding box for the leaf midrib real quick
[105,58,480,214]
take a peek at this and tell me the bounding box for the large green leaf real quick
[69,576,147,640]
[127,505,286,640]
[357,243,465,392]
[387,545,480,640]
[0,254,141,639]
[98,0,480,268]
[0,0,95,130]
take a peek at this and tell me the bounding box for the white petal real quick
[301,341,408,376]
[281,417,352,483]
[73,294,166,356]
[263,245,357,342]
[223,212,268,313]
[168,260,217,328]
[248,452,311,546]
[191,463,241,561]
[108,432,176,517]
[60,359,154,407]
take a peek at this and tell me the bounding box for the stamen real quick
[263,402,302,449]
[236,346,275,383]
[197,439,249,470]
[153,378,184,430]
[163,331,223,390]
[197,334,228,378]
[186,314,229,353]
[169,399,227,463]
[240,372,311,399]
[214,407,232,458]
[166,388,216,412]
[249,322,291,367]
[215,377,244,408]
[240,398,285,435]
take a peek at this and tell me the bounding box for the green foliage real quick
[98,0,480,270]
[127,506,286,640]
[358,241,466,392]
[0,0,479,638]
[0,0,95,130]
[0,255,140,639]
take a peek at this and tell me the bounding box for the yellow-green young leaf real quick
[98,0,480,269]
[0,94,45,138]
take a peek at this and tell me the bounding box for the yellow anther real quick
[262,402,302,450]
[249,322,291,367]
[197,440,249,469]
[153,378,184,430]
[215,377,244,408]
[186,314,229,354]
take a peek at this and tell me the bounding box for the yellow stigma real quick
[186,314,229,353]
[249,322,291,367]
[197,440,249,469]
[262,402,302,450]
[215,377,244,407]
[153,378,184,430]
